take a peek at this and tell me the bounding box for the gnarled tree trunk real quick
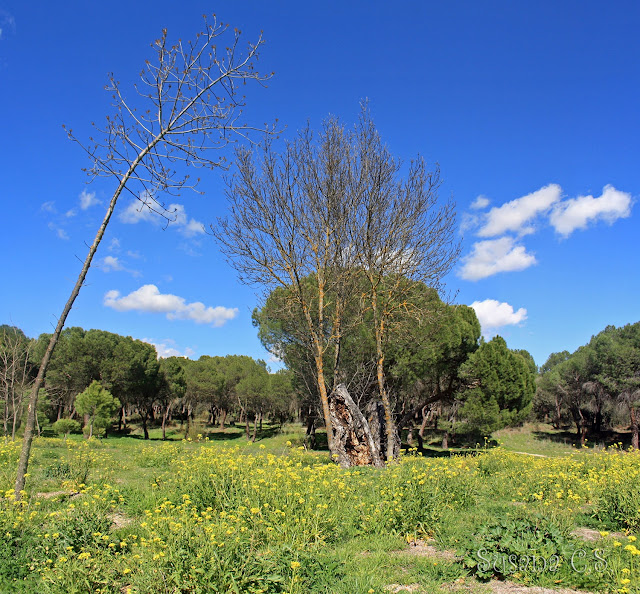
[328,384,384,468]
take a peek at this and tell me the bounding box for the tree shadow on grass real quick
[532,428,632,449]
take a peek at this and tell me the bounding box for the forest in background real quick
[2,293,638,450]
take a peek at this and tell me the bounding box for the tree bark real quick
[251,414,258,442]
[328,384,384,468]
[631,406,639,451]
[371,292,398,462]
[366,399,400,462]
[14,146,157,498]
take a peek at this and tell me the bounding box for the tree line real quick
[534,321,640,449]
[0,324,296,441]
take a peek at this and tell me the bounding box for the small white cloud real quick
[100,256,124,272]
[104,284,238,327]
[470,195,490,210]
[171,204,206,237]
[98,255,140,277]
[119,196,205,237]
[0,11,16,40]
[65,209,77,218]
[108,238,121,252]
[119,196,159,224]
[79,189,100,210]
[550,185,632,237]
[48,222,68,240]
[41,201,56,213]
[478,184,562,238]
[471,299,528,335]
[459,236,536,281]
[140,337,195,359]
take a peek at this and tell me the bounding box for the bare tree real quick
[15,16,272,497]
[0,326,34,441]
[217,119,355,454]
[217,106,459,462]
[351,110,459,461]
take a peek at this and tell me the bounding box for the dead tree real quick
[351,106,460,461]
[329,384,383,468]
[15,16,273,498]
[216,118,358,455]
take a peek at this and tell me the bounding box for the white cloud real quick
[48,222,68,240]
[0,11,16,40]
[41,201,56,213]
[79,189,100,210]
[119,197,159,224]
[471,299,528,335]
[141,337,195,359]
[108,238,121,252]
[101,256,124,272]
[470,195,490,210]
[478,184,561,237]
[171,204,206,237]
[65,209,77,218]
[104,284,238,327]
[459,236,536,281]
[119,197,205,237]
[98,255,140,277]
[550,185,632,237]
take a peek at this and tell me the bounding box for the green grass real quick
[1,422,639,593]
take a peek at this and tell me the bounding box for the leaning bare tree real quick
[351,110,460,461]
[15,16,272,498]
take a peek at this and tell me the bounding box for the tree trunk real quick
[11,406,19,441]
[142,414,149,440]
[554,396,562,430]
[305,417,316,450]
[631,406,639,451]
[14,150,151,498]
[406,424,415,447]
[366,399,399,462]
[371,294,398,462]
[219,409,226,430]
[251,414,258,442]
[161,404,171,440]
[442,431,449,450]
[245,415,250,441]
[329,384,384,468]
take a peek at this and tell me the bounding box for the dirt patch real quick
[384,584,421,593]
[488,583,593,594]
[570,527,624,541]
[395,538,458,561]
[36,490,80,499]
[108,512,133,529]
[441,579,593,594]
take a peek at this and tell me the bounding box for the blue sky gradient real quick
[1,1,638,366]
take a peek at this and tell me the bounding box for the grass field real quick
[1,424,639,593]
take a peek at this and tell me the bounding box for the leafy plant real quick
[461,514,576,580]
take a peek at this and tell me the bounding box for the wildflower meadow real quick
[0,430,639,593]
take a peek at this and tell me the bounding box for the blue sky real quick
[1,1,638,367]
